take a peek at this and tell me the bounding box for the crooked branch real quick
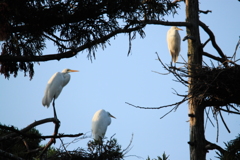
[199,21,228,65]
[205,140,225,154]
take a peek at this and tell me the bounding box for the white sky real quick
[1,1,240,160]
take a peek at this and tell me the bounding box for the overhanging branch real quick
[0,24,146,63]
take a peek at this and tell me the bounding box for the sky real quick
[1,1,240,160]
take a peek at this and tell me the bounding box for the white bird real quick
[92,109,116,141]
[167,26,183,64]
[42,69,78,118]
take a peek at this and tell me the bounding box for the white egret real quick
[92,109,116,141]
[167,26,183,64]
[42,69,78,118]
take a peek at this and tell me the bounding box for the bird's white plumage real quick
[92,109,116,141]
[167,26,182,63]
[42,69,78,107]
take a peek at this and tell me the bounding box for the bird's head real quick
[62,69,79,73]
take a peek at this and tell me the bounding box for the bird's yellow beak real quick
[69,70,79,72]
[176,27,183,31]
[110,114,116,119]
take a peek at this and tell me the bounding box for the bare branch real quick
[199,10,212,14]
[0,118,59,141]
[202,38,211,48]
[202,52,225,63]
[219,110,231,133]
[199,21,228,65]
[39,118,60,157]
[232,36,240,60]
[219,108,240,115]
[205,140,225,154]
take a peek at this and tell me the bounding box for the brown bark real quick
[186,0,206,159]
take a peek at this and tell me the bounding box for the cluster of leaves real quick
[0,0,179,79]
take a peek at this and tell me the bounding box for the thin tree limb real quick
[199,21,228,65]
[219,110,231,133]
[205,140,225,154]
[199,10,212,14]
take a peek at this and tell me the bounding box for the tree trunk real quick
[185,0,206,160]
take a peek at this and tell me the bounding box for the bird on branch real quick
[42,69,78,118]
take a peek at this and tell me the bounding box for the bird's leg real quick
[52,98,58,119]
[170,61,173,69]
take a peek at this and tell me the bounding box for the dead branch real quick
[202,38,211,48]
[39,118,60,157]
[205,140,225,154]
[199,10,212,14]
[219,108,240,115]
[204,107,215,131]
[232,36,240,60]
[0,124,83,140]
[125,95,188,110]
[202,52,226,64]
[0,118,59,141]
[199,21,228,66]
[219,110,231,133]
[59,138,72,158]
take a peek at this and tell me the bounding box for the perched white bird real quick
[167,26,183,63]
[92,109,116,141]
[42,69,78,118]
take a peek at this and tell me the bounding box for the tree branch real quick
[0,149,24,160]
[0,118,59,141]
[199,10,212,14]
[199,21,228,65]
[39,118,60,157]
[205,140,226,154]
[0,24,146,62]
[130,19,192,27]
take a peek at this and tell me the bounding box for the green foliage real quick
[0,0,179,79]
[46,137,124,160]
[216,134,240,160]
[147,152,170,160]
[0,124,42,159]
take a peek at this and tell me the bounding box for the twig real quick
[215,113,219,142]
[202,38,211,48]
[219,110,231,133]
[199,10,212,14]
[219,108,240,115]
[125,96,188,110]
[122,134,134,156]
[204,107,215,132]
[59,138,72,158]
[232,36,240,61]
